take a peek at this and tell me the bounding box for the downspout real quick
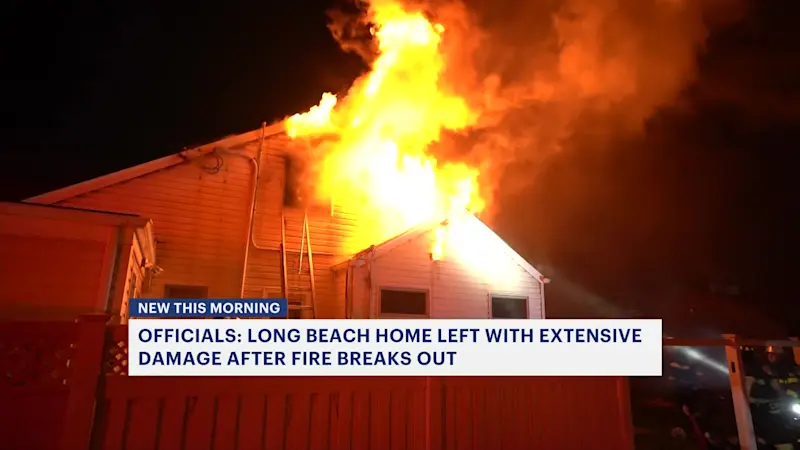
[248,125,278,251]
[231,121,266,298]
[539,276,549,319]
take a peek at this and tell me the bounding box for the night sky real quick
[3,1,798,331]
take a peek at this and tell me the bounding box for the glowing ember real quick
[286,1,484,255]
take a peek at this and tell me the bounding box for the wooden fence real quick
[0,315,635,450]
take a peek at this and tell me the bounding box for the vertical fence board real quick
[309,392,332,450]
[389,389,406,450]
[484,384,501,448]
[333,391,352,450]
[406,388,424,450]
[100,399,129,450]
[472,389,485,450]
[126,398,162,450]
[213,395,241,450]
[453,387,472,450]
[443,385,455,450]
[183,396,216,449]
[370,390,391,450]
[428,377,444,450]
[237,394,266,450]
[264,393,287,450]
[157,397,188,450]
[350,390,370,450]
[284,393,311,450]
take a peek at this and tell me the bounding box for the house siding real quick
[369,223,543,319]
[36,131,543,320]
[48,134,366,318]
[55,150,255,299]
[241,137,366,318]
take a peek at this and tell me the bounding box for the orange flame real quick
[286,2,484,256]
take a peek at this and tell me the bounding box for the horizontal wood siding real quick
[351,265,371,319]
[333,267,347,317]
[371,221,543,319]
[373,233,434,294]
[243,136,375,318]
[55,152,254,298]
[36,131,542,321]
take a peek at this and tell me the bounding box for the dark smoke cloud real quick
[438,0,744,209]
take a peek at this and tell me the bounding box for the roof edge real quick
[25,121,286,205]
[466,214,545,281]
[0,201,152,229]
[360,213,546,283]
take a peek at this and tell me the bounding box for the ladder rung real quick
[288,304,313,310]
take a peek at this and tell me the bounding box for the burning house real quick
[21,119,546,322]
[20,5,549,322]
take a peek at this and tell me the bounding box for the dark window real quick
[283,156,328,209]
[380,289,428,316]
[490,296,528,319]
[164,285,208,299]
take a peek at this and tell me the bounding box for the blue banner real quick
[129,298,289,318]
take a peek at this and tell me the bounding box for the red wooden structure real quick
[0,315,635,450]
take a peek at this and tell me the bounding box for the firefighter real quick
[747,346,798,449]
[765,346,800,448]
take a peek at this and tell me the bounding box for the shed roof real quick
[0,201,157,267]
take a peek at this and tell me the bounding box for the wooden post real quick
[280,214,289,300]
[58,314,109,450]
[723,333,758,450]
[615,377,636,450]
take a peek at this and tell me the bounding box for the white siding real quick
[369,220,543,319]
[56,151,255,298]
[47,133,371,318]
[37,130,544,321]
[242,136,366,318]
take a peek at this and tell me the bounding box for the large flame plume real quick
[285,0,744,259]
[287,1,484,256]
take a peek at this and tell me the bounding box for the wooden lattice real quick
[0,336,74,387]
[104,327,129,376]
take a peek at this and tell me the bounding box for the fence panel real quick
[441,376,631,450]
[93,325,430,450]
[0,320,78,450]
[0,320,635,450]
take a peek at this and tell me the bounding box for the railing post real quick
[790,337,800,366]
[723,333,758,450]
[59,314,110,450]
